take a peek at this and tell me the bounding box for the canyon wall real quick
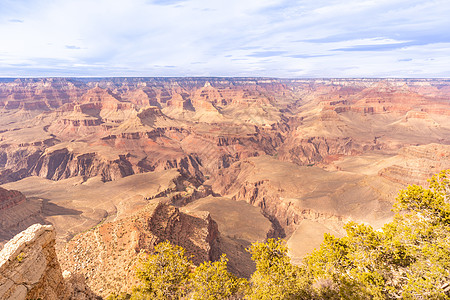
[1,78,450,296]
[1,78,449,186]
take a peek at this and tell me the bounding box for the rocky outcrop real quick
[0,224,67,300]
[59,202,220,297]
[0,187,26,211]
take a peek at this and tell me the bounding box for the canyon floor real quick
[1,77,450,296]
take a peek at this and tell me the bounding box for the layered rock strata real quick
[379,144,450,186]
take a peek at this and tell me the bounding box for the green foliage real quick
[129,241,245,299]
[116,170,450,299]
[305,225,387,299]
[189,254,247,300]
[106,292,131,300]
[246,238,308,300]
[133,241,191,299]
[429,169,450,198]
[304,170,450,299]
[16,252,25,263]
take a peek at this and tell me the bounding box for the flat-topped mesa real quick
[0,224,68,300]
[190,88,222,115]
[317,82,440,115]
[165,92,186,108]
[0,187,26,211]
[402,110,439,125]
[30,146,135,182]
[80,86,123,105]
[45,87,138,138]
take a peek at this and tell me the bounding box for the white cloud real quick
[0,0,449,77]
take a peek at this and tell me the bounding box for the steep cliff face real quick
[0,78,82,112]
[59,202,220,297]
[27,143,207,183]
[228,172,350,237]
[0,224,67,300]
[182,196,273,278]
[278,136,379,166]
[31,147,135,182]
[0,147,44,184]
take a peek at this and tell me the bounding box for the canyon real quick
[0,77,450,297]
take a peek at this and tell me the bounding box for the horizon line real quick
[1,76,450,80]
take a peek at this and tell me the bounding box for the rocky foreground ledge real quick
[0,201,222,299]
[0,224,99,300]
[0,224,66,299]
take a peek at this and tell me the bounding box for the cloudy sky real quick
[0,0,449,77]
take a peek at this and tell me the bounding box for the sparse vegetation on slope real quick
[133,241,191,299]
[107,241,245,300]
[109,170,450,299]
[304,170,450,299]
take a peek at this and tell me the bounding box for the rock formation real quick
[0,224,67,300]
[59,201,220,297]
[1,78,449,186]
[0,200,223,299]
